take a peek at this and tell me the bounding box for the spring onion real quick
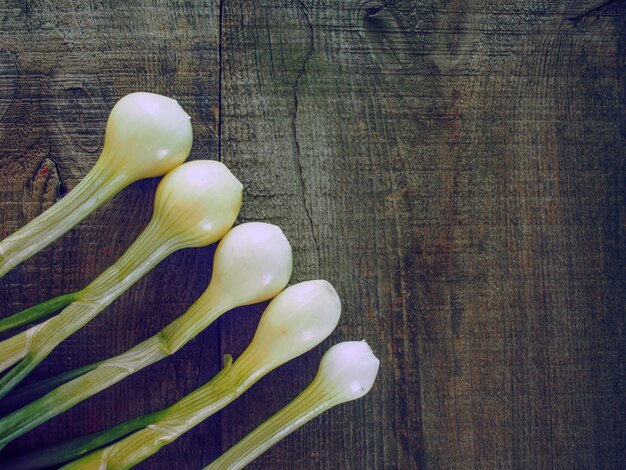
[206,341,380,470]
[0,92,193,279]
[0,222,292,447]
[0,160,242,399]
[59,280,341,469]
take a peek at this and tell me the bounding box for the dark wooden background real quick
[0,0,624,469]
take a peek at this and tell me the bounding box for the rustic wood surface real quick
[0,0,624,468]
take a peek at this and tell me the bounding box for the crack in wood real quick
[293,0,320,269]
[216,0,225,457]
[46,149,65,198]
[217,0,224,163]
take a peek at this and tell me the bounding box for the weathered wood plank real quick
[0,0,623,469]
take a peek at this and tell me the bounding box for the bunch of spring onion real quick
[0,160,243,399]
[206,341,379,469]
[0,222,293,448]
[7,280,342,469]
[0,91,380,470]
[0,92,193,282]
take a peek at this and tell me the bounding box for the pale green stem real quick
[206,381,341,470]
[0,292,230,447]
[0,160,126,279]
[61,351,270,470]
[0,218,176,399]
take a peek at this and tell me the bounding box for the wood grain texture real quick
[0,0,624,469]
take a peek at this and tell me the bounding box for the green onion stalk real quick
[0,160,243,400]
[55,280,341,469]
[206,341,380,470]
[0,92,193,282]
[0,222,293,448]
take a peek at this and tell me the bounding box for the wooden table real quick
[0,1,624,468]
